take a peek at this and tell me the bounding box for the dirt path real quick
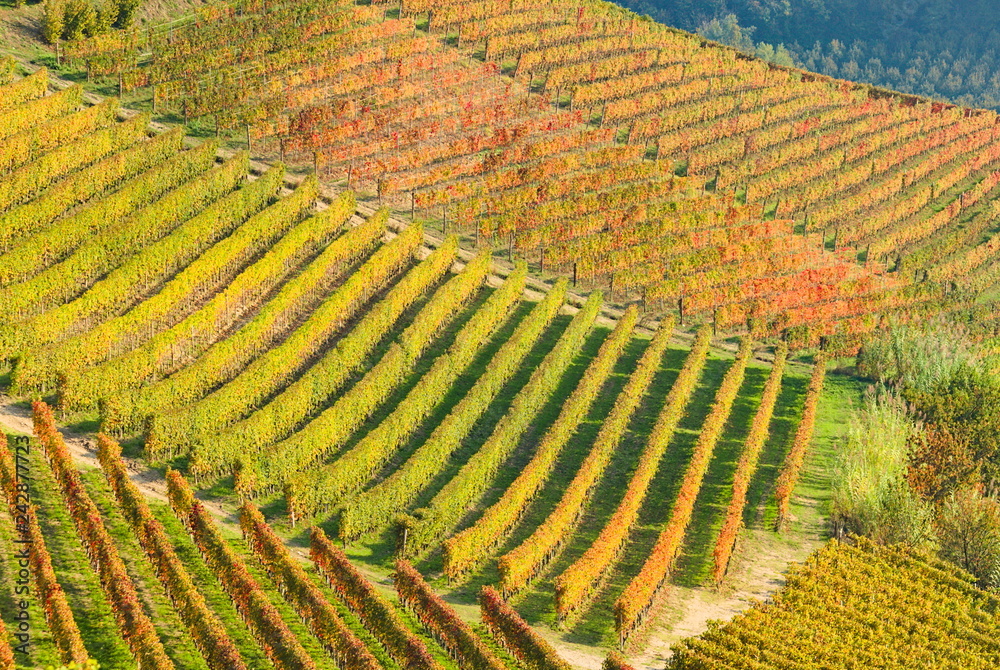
[0,395,236,524]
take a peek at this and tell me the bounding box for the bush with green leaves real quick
[831,388,935,547]
[42,0,140,43]
[857,321,979,393]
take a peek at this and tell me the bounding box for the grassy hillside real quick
[1,0,1000,666]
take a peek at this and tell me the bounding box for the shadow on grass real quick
[670,365,768,588]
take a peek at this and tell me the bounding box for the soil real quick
[0,394,236,524]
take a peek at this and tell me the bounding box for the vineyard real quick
[33,0,1000,345]
[2,0,1000,666]
[669,539,1000,669]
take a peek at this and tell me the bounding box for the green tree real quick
[937,490,1000,589]
[697,13,755,51]
[41,0,65,44]
[113,0,142,29]
[62,0,97,40]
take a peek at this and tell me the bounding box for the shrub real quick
[831,388,934,546]
[937,489,1000,589]
[857,321,979,392]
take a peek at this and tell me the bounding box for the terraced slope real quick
[1,9,997,664]
[58,0,1000,341]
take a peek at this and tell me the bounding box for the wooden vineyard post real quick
[411,192,415,221]
[246,124,252,153]
[539,247,544,274]
[508,233,513,262]
[573,262,577,287]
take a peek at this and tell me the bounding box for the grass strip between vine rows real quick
[33,402,174,669]
[166,470,317,669]
[96,435,247,670]
[310,527,444,670]
[442,304,640,579]
[400,289,602,558]
[288,259,526,525]
[497,315,680,596]
[613,339,752,643]
[0,432,87,665]
[240,503,380,670]
[712,344,788,585]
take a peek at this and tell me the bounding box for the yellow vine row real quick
[0,96,116,175]
[442,305,639,580]
[0,111,150,214]
[59,191,363,412]
[190,231,460,475]
[11,169,311,395]
[614,339,753,644]
[0,132,209,318]
[140,217,426,460]
[317,279,566,538]
[292,258,525,526]
[0,152,254,363]
[401,290,602,558]
[241,241,489,496]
